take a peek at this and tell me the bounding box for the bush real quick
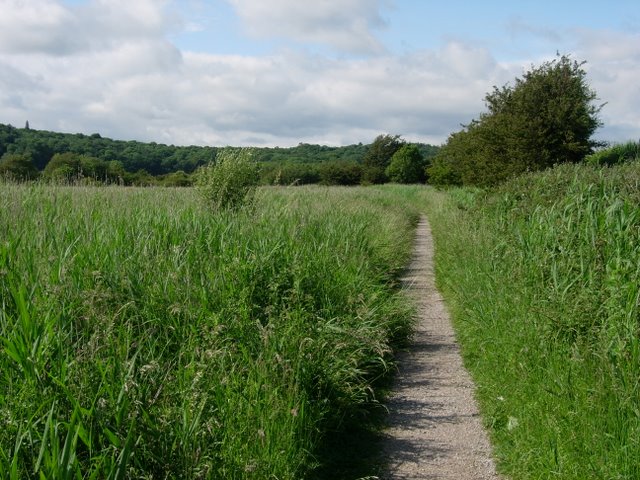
[585,141,640,166]
[160,170,194,187]
[0,153,39,181]
[196,148,260,210]
[318,161,362,185]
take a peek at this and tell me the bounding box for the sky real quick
[0,0,639,147]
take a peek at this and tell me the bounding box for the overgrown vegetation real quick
[429,55,603,186]
[585,140,640,166]
[0,183,420,479]
[422,160,640,478]
[195,148,260,211]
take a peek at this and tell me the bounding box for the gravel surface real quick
[381,216,501,480]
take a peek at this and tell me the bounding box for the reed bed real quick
[0,184,420,479]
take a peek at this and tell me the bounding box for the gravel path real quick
[381,216,500,480]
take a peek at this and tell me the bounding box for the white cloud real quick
[573,29,640,142]
[226,0,388,55]
[0,2,638,147]
[0,0,78,55]
[2,34,513,146]
[0,0,175,55]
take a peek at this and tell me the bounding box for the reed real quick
[0,183,420,479]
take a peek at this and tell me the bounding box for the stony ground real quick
[381,216,501,479]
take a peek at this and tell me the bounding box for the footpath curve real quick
[381,216,500,479]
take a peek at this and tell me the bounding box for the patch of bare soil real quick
[380,216,500,479]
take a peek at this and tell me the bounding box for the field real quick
[3,161,640,479]
[0,183,422,479]
[425,161,640,478]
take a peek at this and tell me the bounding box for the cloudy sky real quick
[0,0,638,147]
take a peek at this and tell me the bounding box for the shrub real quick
[585,141,640,166]
[318,161,362,185]
[160,170,194,187]
[196,148,260,210]
[0,153,39,181]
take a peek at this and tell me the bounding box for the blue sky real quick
[0,0,638,146]
[172,1,639,58]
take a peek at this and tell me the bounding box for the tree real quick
[260,162,321,185]
[385,144,425,183]
[0,153,39,181]
[43,152,84,180]
[318,161,362,185]
[361,134,404,184]
[429,55,603,186]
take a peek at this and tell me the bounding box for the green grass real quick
[422,162,640,479]
[0,183,422,479]
[10,171,638,479]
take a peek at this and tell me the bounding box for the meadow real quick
[3,159,640,479]
[424,161,640,478]
[0,183,422,479]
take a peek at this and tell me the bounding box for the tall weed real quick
[423,162,640,478]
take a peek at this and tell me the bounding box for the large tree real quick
[385,144,425,183]
[429,55,603,186]
[361,134,404,184]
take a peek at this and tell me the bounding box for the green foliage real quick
[158,170,194,187]
[318,161,362,185]
[124,168,156,186]
[0,124,215,175]
[430,55,603,186]
[254,142,369,165]
[0,153,39,181]
[423,161,640,478]
[0,124,18,158]
[0,184,419,479]
[43,152,84,180]
[362,134,405,184]
[259,162,321,185]
[385,144,425,183]
[196,148,260,211]
[423,154,462,186]
[585,140,640,166]
[41,152,125,184]
[0,123,439,187]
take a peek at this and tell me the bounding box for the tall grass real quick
[422,162,640,478]
[0,183,420,479]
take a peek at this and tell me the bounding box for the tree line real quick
[0,124,439,186]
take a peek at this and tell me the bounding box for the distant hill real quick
[0,123,439,177]
[0,123,215,175]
